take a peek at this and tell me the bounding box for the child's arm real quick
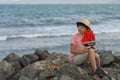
[82,41,95,47]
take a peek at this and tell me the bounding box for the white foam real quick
[0,33,73,41]
[0,36,7,41]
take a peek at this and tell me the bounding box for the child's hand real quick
[85,46,91,49]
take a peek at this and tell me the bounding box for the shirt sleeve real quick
[71,35,76,45]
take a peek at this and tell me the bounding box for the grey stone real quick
[93,75,101,80]
[1,50,119,80]
[22,54,39,64]
[25,69,39,79]
[18,57,29,67]
[10,60,22,72]
[101,76,110,80]
[60,75,73,80]
[97,50,115,66]
[13,73,22,80]
[34,49,50,60]
[18,75,29,80]
[3,53,20,62]
[0,61,15,80]
[117,74,120,80]
[77,67,87,75]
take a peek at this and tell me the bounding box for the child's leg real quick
[88,48,97,72]
[95,53,100,67]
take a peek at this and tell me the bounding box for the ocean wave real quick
[0,30,120,41]
[0,34,72,41]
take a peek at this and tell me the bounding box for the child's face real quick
[77,25,87,34]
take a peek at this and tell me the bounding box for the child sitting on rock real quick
[69,19,108,78]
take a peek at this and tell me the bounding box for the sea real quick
[0,4,120,60]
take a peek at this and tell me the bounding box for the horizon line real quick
[0,3,119,5]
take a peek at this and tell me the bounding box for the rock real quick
[103,68,120,80]
[20,60,62,74]
[13,73,22,80]
[10,60,22,73]
[18,75,29,80]
[25,69,40,79]
[18,61,92,80]
[16,54,38,68]
[59,75,73,80]
[77,67,87,75]
[18,65,56,80]
[56,63,94,80]
[35,49,50,60]
[45,54,57,61]
[3,53,20,62]
[97,50,115,66]
[0,49,120,80]
[101,76,110,80]
[33,69,56,80]
[0,61,15,80]
[22,54,39,64]
[117,74,120,80]
[18,57,29,67]
[53,53,69,63]
[46,53,69,65]
[113,56,120,63]
[93,75,101,80]
[111,77,116,80]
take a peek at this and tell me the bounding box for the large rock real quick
[22,54,39,64]
[34,49,50,60]
[10,60,22,73]
[18,57,29,67]
[97,50,116,66]
[3,53,20,62]
[15,54,39,68]
[13,73,29,80]
[20,60,63,74]
[1,49,119,80]
[18,63,94,80]
[0,61,15,80]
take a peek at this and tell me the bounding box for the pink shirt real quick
[68,33,85,61]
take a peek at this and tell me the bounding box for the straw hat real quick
[77,19,91,28]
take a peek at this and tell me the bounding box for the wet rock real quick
[0,61,15,80]
[35,49,50,60]
[22,54,39,64]
[3,53,20,62]
[97,50,115,66]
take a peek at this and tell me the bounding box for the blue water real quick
[0,4,120,60]
[0,4,120,40]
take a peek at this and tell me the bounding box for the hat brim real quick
[76,22,90,29]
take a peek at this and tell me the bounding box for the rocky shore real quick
[0,49,120,80]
